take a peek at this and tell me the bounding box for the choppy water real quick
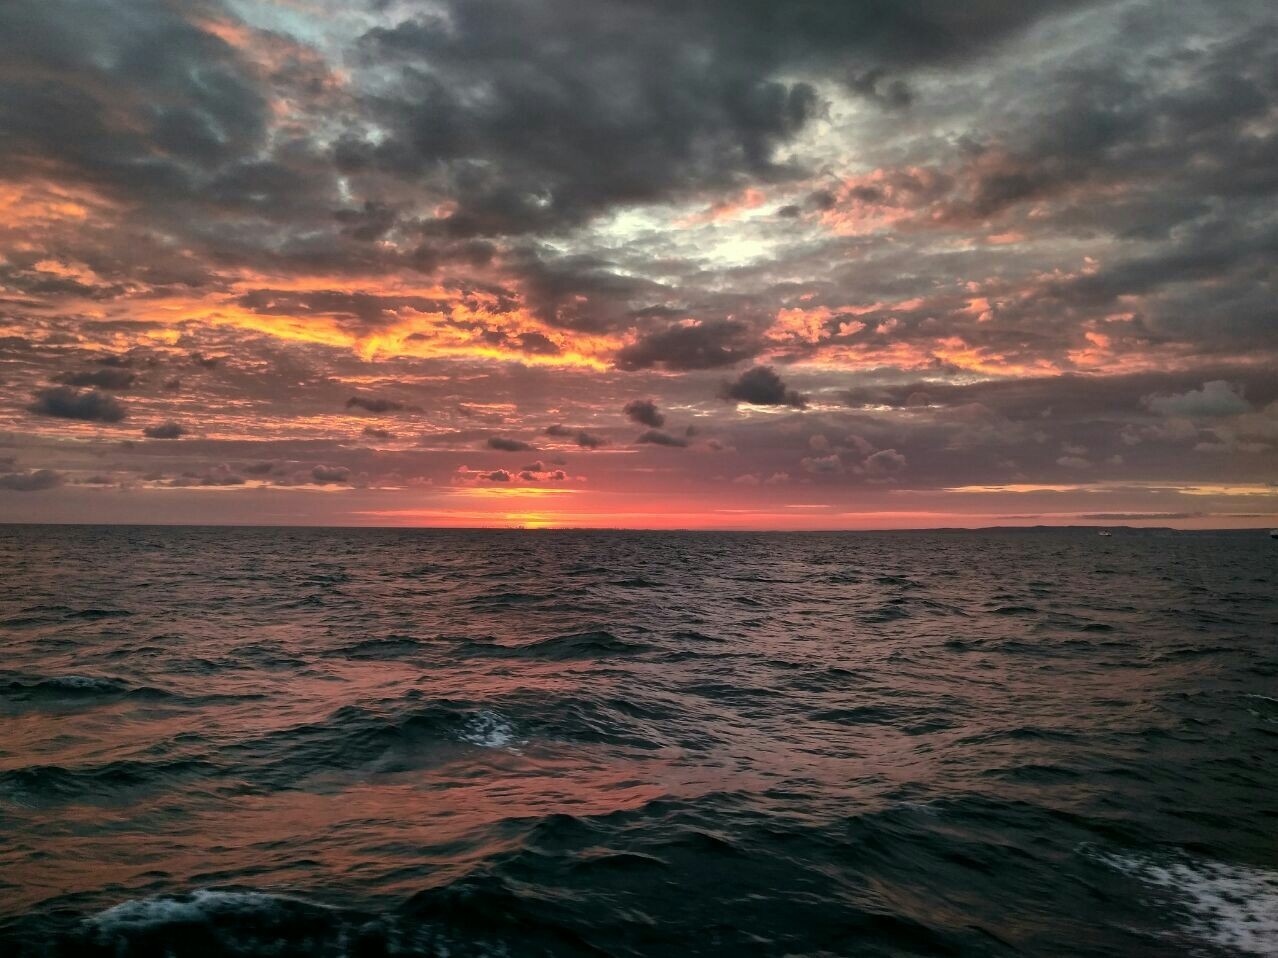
[0,525,1275,957]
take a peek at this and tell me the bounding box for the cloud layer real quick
[0,0,1275,527]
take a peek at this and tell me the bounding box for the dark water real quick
[1,526,1275,957]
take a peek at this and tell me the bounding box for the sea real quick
[0,525,1275,957]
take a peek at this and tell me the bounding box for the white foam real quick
[87,889,325,934]
[1100,852,1278,955]
[48,675,118,691]
[457,710,521,749]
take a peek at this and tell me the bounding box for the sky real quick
[0,0,1276,529]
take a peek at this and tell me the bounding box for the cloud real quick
[518,462,568,481]
[487,436,536,452]
[346,396,410,414]
[545,424,606,448]
[623,399,665,428]
[352,4,822,238]
[1056,455,1091,470]
[482,469,512,481]
[0,469,63,491]
[847,68,913,110]
[3,0,1278,523]
[515,332,560,355]
[28,387,126,422]
[615,321,760,371]
[720,366,807,408]
[801,454,843,475]
[1145,381,1250,418]
[143,421,186,439]
[864,448,906,475]
[311,464,351,484]
[636,429,689,448]
[52,368,137,389]
[169,466,246,487]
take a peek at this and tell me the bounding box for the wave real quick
[326,635,424,660]
[463,630,651,661]
[0,675,174,706]
[0,757,220,807]
[456,709,522,749]
[70,889,475,958]
[1097,851,1278,955]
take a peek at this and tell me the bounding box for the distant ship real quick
[1098,530,1112,537]
[1270,529,1278,539]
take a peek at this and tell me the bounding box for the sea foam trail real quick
[1099,852,1278,955]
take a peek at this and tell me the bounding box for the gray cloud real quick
[0,469,64,491]
[864,448,907,476]
[1145,381,1250,419]
[346,396,411,414]
[143,421,186,440]
[623,399,665,428]
[311,464,351,484]
[636,429,690,448]
[28,387,127,422]
[545,424,606,449]
[615,321,760,371]
[52,368,137,390]
[721,366,807,408]
[487,436,536,452]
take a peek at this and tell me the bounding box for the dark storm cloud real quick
[354,7,815,237]
[362,426,394,440]
[0,469,64,492]
[544,425,606,449]
[615,321,761,371]
[482,469,512,482]
[847,69,913,111]
[143,421,186,440]
[0,0,354,285]
[720,366,807,408]
[636,429,689,448]
[487,436,535,452]
[51,368,137,390]
[0,2,267,189]
[347,0,1093,237]
[28,387,126,422]
[623,399,665,429]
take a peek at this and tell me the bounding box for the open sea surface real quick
[0,525,1275,957]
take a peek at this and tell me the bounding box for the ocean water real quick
[0,525,1275,957]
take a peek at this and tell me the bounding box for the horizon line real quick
[0,520,1272,534]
